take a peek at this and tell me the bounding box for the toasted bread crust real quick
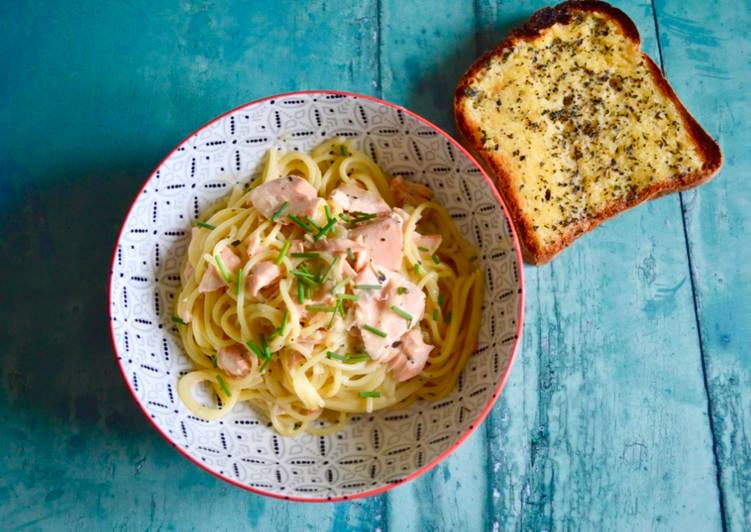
[454,0,722,264]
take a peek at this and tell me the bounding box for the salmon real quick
[354,268,425,361]
[246,232,262,257]
[384,329,434,381]
[330,182,390,214]
[390,177,433,207]
[316,238,370,272]
[414,233,442,255]
[198,246,241,293]
[349,213,403,271]
[217,345,251,378]
[247,261,281,297]
[249,175,321,220]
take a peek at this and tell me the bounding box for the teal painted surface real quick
[0,0,746,530]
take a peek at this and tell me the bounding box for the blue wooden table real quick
[1,1,748,530]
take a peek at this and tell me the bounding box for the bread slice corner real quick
[454,0,722,264]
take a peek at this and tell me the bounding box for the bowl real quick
[109,90,524,501]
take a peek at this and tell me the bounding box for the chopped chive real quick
[445,311,452,323]
[359,391,381,398]
[346,247,355,262]
[355,284,382,291]
[271,201,288,221]
[246,340,265,359]
[235,269,243,296]
[297,280,304,303]
[432,308,439,321]
[339,145,348,156]
[214,254,232,282]
[397,287,408,295]
[390,305,413,324]
[362,324,387,338]
[339,213,352,222]
[418,246,430,252]
[196,221,216,230]
[306,304,338,313]
[260,334,271,359]
[338,300,346,317]
[209,353,217,367]
[314,217,337,241]
[275,239,290,264]
[291,270,317,286]
[291,251,320,259]
[432,254,441,264]
[328,300,341,327]
[320,256,339,284]
[438,293,445,306]
[303,283,311,299]
[305,216,322,231]
[270,309,289,340]
[352,212,377,221]
[346,353,370,363]
[327,351,347,361]
[288,214,313,233]
[337,294,358,301]
[173,315,187,325]
[414,263,422,274]
[260,357,271,372]
[216,374,231,397]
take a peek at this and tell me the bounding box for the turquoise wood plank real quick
[652,0,751,529]
[378,2,490,530]
[475,1,723,529]
[0,1,385,530]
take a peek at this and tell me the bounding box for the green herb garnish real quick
[304,216,322,231]
[359,391,381,398]
[337,294,358,301]
[327,351,347,361]
[432,308,439,321]
[330,276,353,294]
[432,254,441,264]
[209,353,217,367]
[246,339,265,360]
[216,374,231,397]
[214,254,232,282]
[270,309,289,340]
[297,280,304,304]
[196,221,216,230]
[173,315,187,325]
[275,239,290,265]
[346,247,355,262]
[288,214,313,233]
[306,304,338,313]
[390,305,413,325]
[362,324,387,338]
[414,263,422,275]
[271,201,289,221]
[397,287,408,295]
[339,145,348,156]
[291,251,320,259]
[314,217,337,241]
[355,284,382,291]
[345,353,369,363]
[319,256,339,284]
[438,293,445,307]
[418,246,430,252]
[328,300,341,327]
[235,269,243,296]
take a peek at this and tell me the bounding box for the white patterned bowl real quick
[109,91,524,502]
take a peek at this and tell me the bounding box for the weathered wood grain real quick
[477,1,723,530]
[652,0,751,530]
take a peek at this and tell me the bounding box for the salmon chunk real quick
[247,261,281,297]
[330,182,390,214]
[249,175,320,220]
[384,328,434,381]
[349,213,404,271]
[217,345,251,378]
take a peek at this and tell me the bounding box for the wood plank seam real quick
[650,0,729,528]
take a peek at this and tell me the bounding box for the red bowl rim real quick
[108,89,525,503]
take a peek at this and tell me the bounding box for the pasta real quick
[174,138,483,437]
